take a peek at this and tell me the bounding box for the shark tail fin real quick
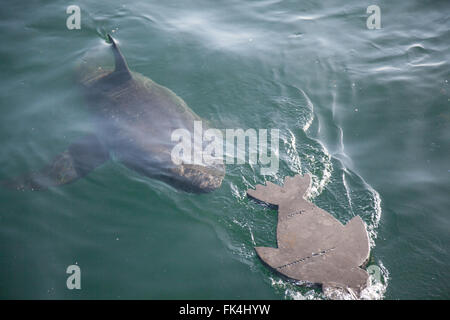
[107,34,131,79]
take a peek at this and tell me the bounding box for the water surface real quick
[0,0,449,299]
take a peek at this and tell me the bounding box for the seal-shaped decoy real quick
[247,174,370,295]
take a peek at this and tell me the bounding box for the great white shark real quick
[4,35,225,193]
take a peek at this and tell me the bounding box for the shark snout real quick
[169,163,225,193]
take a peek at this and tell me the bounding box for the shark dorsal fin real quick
[107,34,131,79]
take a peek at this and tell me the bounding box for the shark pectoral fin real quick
[2,134,109,191]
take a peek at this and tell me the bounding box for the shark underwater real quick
[4,35,225,193]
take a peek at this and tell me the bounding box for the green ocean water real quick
[0,0,449,299]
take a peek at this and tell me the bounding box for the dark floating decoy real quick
[247,174,370,296]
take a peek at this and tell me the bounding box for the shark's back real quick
[78,35,224,192]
